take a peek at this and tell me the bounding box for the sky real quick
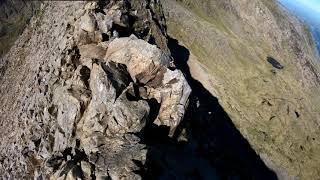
[278,0,320,14]
[294,0,320,13]
[278,0,320,27]
[278,0,320,53]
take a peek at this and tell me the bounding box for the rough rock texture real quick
[104,35,191,135]
[0,1,190,179]
[162,0,320,179]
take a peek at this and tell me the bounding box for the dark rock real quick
[267,57,284,69]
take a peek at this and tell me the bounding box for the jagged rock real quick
[74,29,103,45]
[105,35,170,83]
[105,35,191,135]
[77,63,118,144]
[52,87,81,152]
[95,12,113,34]
[80,13,96,32]
[129,0,169,52]
[75,33,190,178]
[148,68,192,135]
[0,0,192,179]
[88,135,147,180]
[79,56,93,69]
[104,1,128,28]
[53,131,68,153]
[77,61,150,150]
[111,83,150,134]
[73,29,91,45]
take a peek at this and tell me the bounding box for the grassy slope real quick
[163,0,320,179]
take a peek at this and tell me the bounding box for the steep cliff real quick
[162,0,320,179]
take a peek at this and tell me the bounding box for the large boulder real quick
[105,35,170,83]
[77,62,150,150]
[73,62,149,180]
[105,35,191,135]
[147,68,191,135]
[73,35,191,178]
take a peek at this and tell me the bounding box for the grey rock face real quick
[52,86,81,152]
[77,62,150,141]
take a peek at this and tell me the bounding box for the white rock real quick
[105,35,170,82]
[84,2,97,11]
[80,13,96,32]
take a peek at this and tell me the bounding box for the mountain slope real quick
[162,0,320,179]
[1,0,320,179]
[0,0,39,57]
[0,1,192,179]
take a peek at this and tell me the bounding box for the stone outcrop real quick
[0,1,190,179]
[104,35,191,135]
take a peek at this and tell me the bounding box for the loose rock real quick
[80,13,96,32]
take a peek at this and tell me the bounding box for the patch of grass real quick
[176,0,236,37]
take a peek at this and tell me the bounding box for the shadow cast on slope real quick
[137,37,279,180]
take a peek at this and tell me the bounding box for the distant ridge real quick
[278,0,320,56]
[311,27,320,56]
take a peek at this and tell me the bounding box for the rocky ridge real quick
[1,0,320,179]
[0,1,191,179]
